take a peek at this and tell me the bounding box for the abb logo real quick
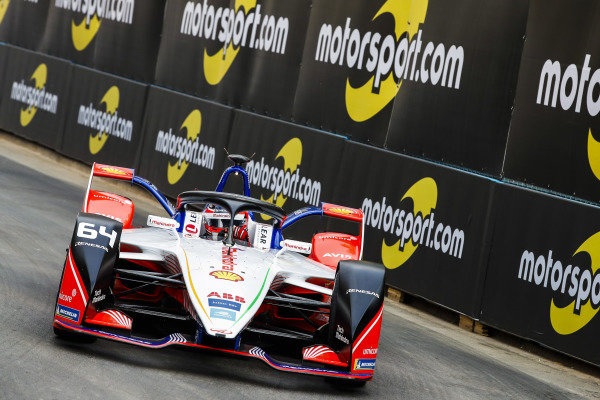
[207,292,245,303]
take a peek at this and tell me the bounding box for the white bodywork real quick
[120,227,335,339]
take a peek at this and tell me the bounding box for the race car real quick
[53,155,385,385]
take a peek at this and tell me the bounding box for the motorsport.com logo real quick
[180,1,289,55]
[10,80,58,114]
[55,0,135,25]
[315,18,464,91]
[246,158,322,207]
[518,249,600,314]
[154,128,216,171]
[362,196,465,259]
[77,103,133,142]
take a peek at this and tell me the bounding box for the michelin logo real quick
[55,304,80,322]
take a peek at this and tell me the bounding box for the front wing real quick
[53,319,374,381]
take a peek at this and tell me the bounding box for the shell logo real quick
[329,208,355,215]
[101,167,127,175]
[209,270,244,282]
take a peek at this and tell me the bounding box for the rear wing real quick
[83,163,175,216]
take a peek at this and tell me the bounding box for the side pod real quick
[328,260,385,375]
[54,213,122,326]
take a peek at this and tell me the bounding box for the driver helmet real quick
[203,205,248,240]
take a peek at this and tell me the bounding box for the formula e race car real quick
[53,156,384,385]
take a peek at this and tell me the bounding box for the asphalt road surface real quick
[1,134,599,399]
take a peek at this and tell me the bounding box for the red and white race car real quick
[53,155,384,386]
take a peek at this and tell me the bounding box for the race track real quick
[0,135,599,399]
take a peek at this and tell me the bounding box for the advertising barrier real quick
[0,45,72,149]
[225,110,346,238]
[0,0,50,50]
[503,0,600,203]
[292,0,394,145]
[59,65,148,167]
[137,86,233,197]
[155,0,310,118]
[39,0,164,82]
[384,0,528,174]
[329,141,494,317]
[292,0,526,153]
[480,183,600,365]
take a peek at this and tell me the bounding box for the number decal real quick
[77,222,117,248]
[77,222,97,239]
[99,225,117,248]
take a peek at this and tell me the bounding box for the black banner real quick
[155,0,310,118]
[292,0,394,145]
[39,0,165,82]
[503,0,600,203]
[0,0,50,50]
[225,110,346,238]
[137,86,233,197]
[384,0,528,174]
[0,46,72,149]
[329,141,494,317]
[480,183,600,365]
[59,65,148,167]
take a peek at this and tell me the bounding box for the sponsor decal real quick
[183,210,201,238]
[354,358,376,370]
[319,234,358,242]
[346,288,380,298]
[10,64,59,127]
[517,231,600,335]
[59,292,73,302]
[55,304,81,323]
[54,0,135,51]
[323,252,352,259]
[153,109,216,184]
[99,166,128,175]
[207,292,245,303]
[246,138,322,209]
[328,207,354,215]
[335,325,349,345]
[363,348,378,355]
[76,86,134,155]
[222,247,237,270]
[361,177,465,269]
[74,241,108,252]
[313,0,464,121]
[92,289,106,304]
[209,270,244,282]
[210,307,236,321]
[208,298,241,311]
[253,223,273,251]
[281,239,312,254]
[209,328,232,334]
[180,0,290,85]
[147,215,180,230]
